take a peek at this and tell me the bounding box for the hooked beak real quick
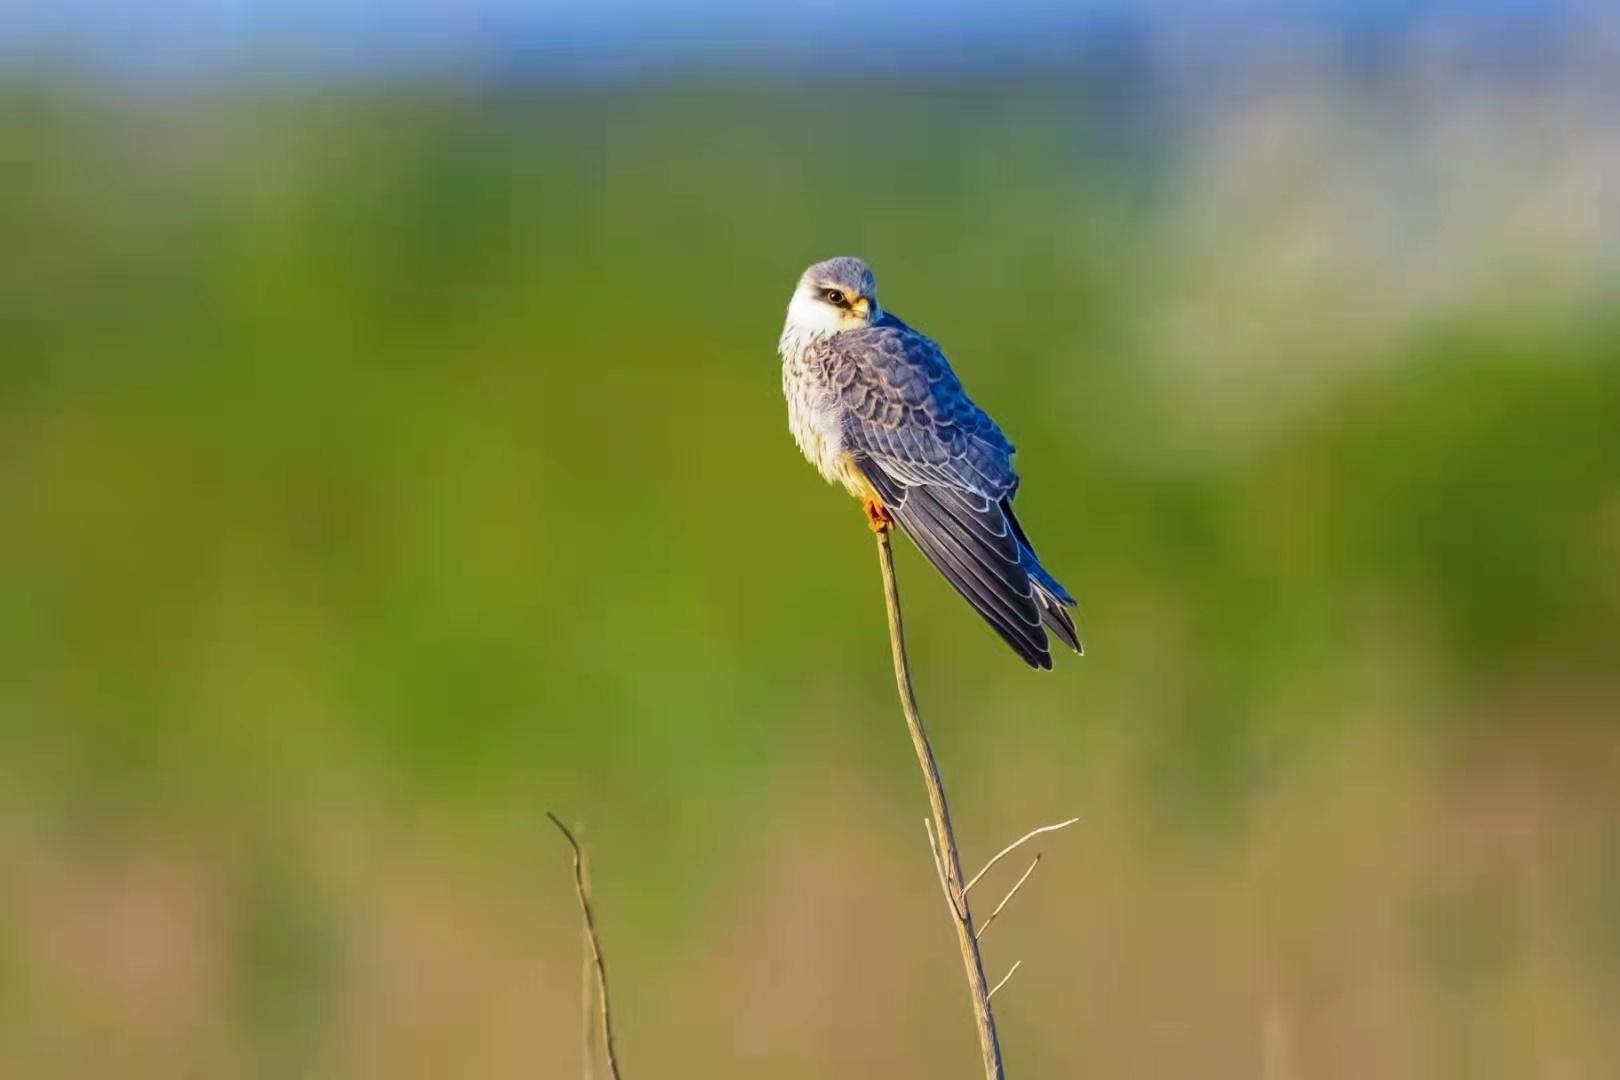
[850,296,871,319]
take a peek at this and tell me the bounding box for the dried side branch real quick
[923,819,958,917]
[975,854,1042,942]
[965,818,1080,896]
[988,960,1023,1002]
[547,812,624,1080]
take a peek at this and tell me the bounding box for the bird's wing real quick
[825,325,1051,667]
[825,324,1018,500]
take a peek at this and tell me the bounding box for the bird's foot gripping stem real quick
[863,497,894,534]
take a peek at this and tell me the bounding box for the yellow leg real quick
[864,497,893,533]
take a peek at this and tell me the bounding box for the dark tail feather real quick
[856,458,1070,668]
[1005,499,1082,654]
[1023,543,1082,653]
[884,488,1052,669]
[1037,585,1082,653]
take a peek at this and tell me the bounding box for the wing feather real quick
[830,321,1079,666]
[889,488,1051,669]
[828,325,1016,501]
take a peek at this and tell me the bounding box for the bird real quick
[778,256,1081,669]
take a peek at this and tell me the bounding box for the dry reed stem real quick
[579,835,596,1080]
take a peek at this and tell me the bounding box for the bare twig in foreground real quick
[547,812,623,1080]
[875,527,1004,1079]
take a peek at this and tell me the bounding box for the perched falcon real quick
[779,256,1081,669]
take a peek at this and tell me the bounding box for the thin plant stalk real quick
[874,526,1004,1080]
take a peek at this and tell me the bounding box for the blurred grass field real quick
[2,73,1618,1077]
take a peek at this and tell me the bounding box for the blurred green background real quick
[2,58,1619,1079]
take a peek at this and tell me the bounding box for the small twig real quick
[965,818,1079,896]
[988,961,1023,1002]
[975,855,1042,942]
[923,819,959,918]
[547,812,624,1080]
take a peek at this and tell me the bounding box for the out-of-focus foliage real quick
[0,74,1616,1078]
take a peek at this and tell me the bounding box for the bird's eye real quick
[822,289,847,307]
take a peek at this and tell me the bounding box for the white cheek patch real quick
[786,288,845,337]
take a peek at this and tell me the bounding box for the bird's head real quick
[785,256,880,339]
